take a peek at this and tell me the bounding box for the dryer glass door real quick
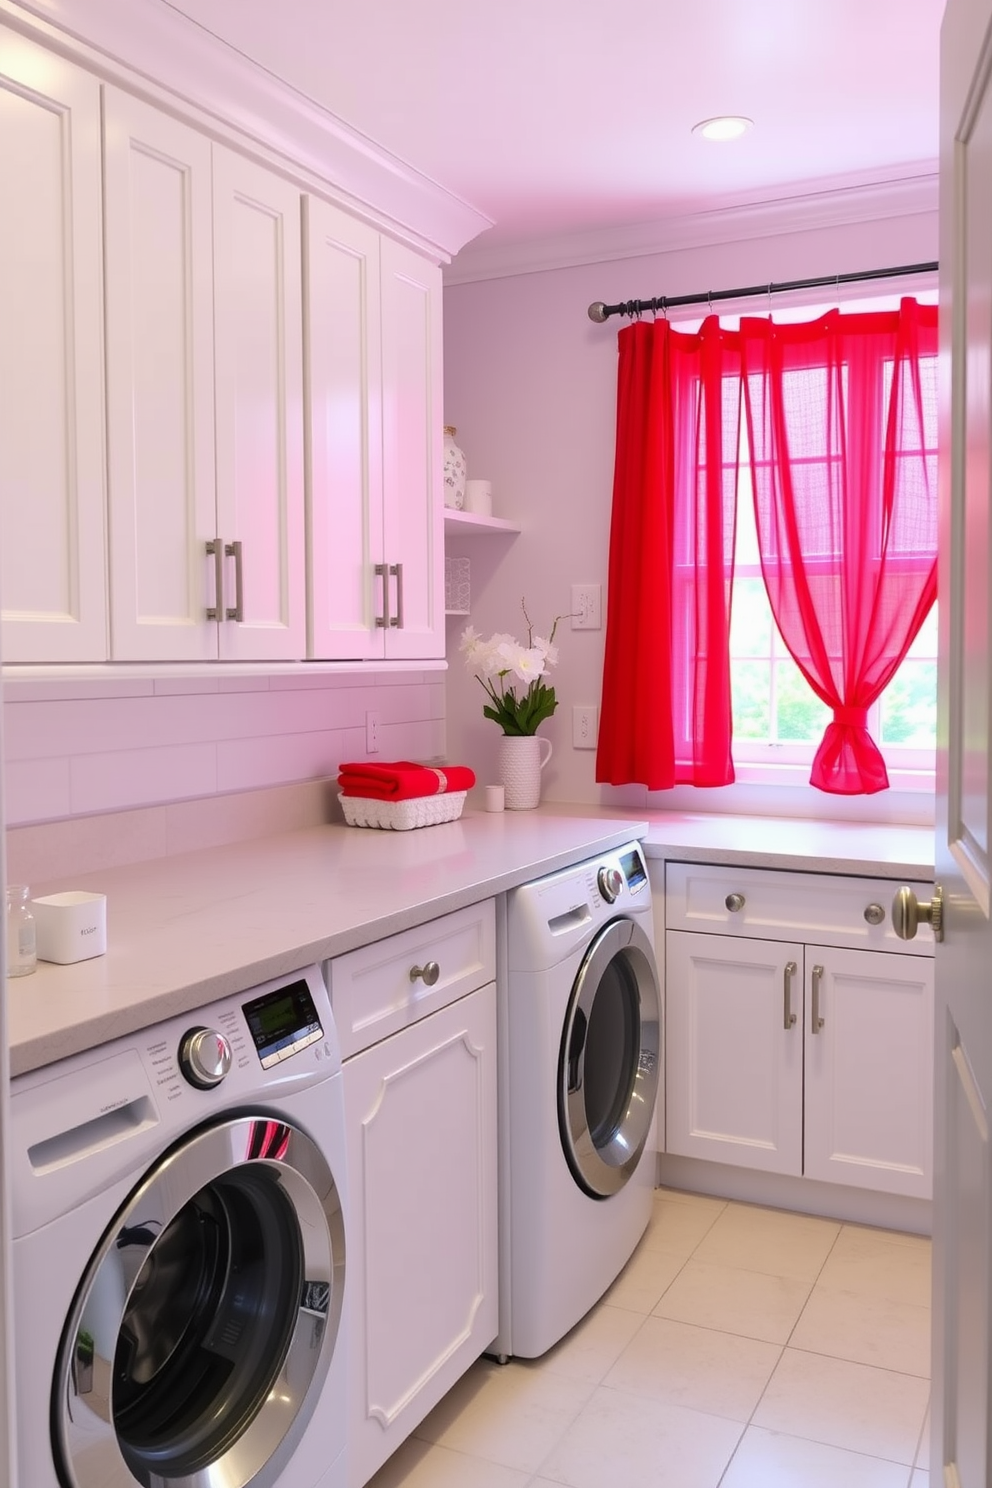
[558,917,661,1198]
[53,1114,345,1488]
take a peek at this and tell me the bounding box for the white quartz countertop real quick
[8,809,649,1077]
[635,811,935,879]
[8,803,935,1078]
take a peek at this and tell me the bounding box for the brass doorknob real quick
[892,885,943,943]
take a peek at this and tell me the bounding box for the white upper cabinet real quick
[212,148,306,661]
[1,41,443,671]
[0,35,108,663]
[103,91,217,662]
[104,91,306,662]
[305,198,443,660]
[304,198,384,660]
[379,237,444,660]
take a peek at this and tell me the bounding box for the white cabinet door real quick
[304,209,443,661]
[0,35,107,662]
[803,945,934,1199]
[343,983,497,1488]
[213,147,305,661]
[665,930,804,1176]
[304,196,384,660]
[104,89,217,661]
[379,237,443,659]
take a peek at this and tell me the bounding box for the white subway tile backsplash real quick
[3,755,72,825]
[69,743,219,815]
[3,674,445,842]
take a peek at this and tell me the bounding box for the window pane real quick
[880,660,938,746]
[730,578,772,656]
[775,659,831,742]
[732,660,772,739]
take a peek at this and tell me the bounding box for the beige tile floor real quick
[368,1189,932,1488]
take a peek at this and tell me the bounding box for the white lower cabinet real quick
[665,863,935,1201]
[327,903,498,1488]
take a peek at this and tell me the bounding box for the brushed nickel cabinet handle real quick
[390,562,404,628]
[374,561,389,627]
[864,902,885,926]
[893,885,943,942]
[725,892,746,913]
[225,540,244,622]
[409,961,440,986]
[205,538,224,620]
[811,963,825,1033]
[783,959,797,1030]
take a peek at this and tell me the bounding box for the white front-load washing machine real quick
[494,841,661,1360]
[10,963,348,1488]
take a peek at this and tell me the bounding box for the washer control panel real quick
[179,1027,233,1089]
[597,866,624,903]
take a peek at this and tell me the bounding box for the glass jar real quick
[6,884,37,978]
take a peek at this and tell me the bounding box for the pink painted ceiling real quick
[163,0,943,250]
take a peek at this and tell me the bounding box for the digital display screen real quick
[620,848,648,892]
[243,978,322,1065]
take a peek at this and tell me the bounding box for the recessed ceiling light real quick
[692,115,753,142]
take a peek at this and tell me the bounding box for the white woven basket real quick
[338,791,467,831]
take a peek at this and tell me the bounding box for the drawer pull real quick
[725,892,746,913]
[409,961,440,986]
[811,963,825,1033]
[783,960,797,1029]
[864,902,885,926]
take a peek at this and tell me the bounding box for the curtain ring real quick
[767,282,772,318]
[707,289,713,315]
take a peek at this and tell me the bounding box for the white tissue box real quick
[32,891,107,964]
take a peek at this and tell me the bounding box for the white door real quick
[0,34,107,662]
[379,237,444,660]
[104,89,218,661]
[213,148,306,661]
[933,1,992,1480]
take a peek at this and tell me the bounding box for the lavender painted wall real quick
[442,205,938,823]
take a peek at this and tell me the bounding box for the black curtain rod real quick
[586,260,939,323]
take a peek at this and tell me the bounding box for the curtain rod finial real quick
[587,301,608,323]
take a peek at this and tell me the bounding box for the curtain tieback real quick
[833,705,869,728]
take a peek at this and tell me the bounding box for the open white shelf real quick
[443,509,520,536]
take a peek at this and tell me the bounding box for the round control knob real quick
[179,1026,233,1090]
[598,866,623,903]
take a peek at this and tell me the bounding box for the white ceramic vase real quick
[498,734,553,810]
[442,425,467,509]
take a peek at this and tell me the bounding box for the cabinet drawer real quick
[665,862,935,956]
[326,900,496,1059]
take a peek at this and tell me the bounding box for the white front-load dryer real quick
[10,964,348,1488]
[494,841,661,1360]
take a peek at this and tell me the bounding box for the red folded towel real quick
[337,761,476,801]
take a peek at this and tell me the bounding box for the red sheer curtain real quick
[596,316,741,788]
[739,298,938,793]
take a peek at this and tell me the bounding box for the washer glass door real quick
[54,1114,345,1488]
[558,917,661,1198]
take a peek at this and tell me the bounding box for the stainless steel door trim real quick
[557,917,661,1199]
[53,1113,345,1488]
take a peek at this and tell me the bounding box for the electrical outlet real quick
[571,583,602,630]
[365,710,380,754]
[572,705,599,749]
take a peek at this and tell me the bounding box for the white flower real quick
[510,646,547,683]
[533,636,558,669]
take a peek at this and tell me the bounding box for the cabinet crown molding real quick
[2,0,492,259]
